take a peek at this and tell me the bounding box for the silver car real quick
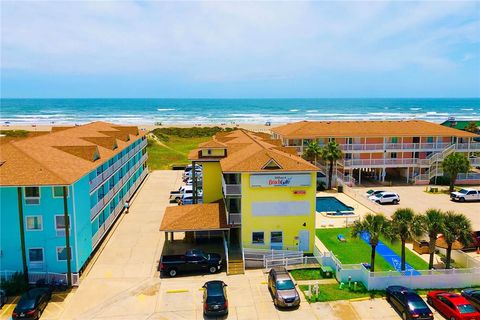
[267,267,300,308]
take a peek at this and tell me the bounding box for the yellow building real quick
[183,130,318,272]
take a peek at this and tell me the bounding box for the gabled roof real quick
[189,129,318,173]
[271,120,479,138]
[0,121,145,186]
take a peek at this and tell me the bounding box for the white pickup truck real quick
[450,188,480,202]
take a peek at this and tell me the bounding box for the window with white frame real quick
[54,215,68,236]
[252,232,264,244]
[28,248,44,264]
[26,216,43,231]
[25,187,40,205]
[56,247,68,261]
[52,186,68,198]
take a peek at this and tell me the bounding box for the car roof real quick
[205,281,225,296]
[21,288,48,299]
[439,293,470,304]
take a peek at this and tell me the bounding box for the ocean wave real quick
[157,108,175,111]
[306,110,318,113]
[461,108,474,111]
[410,108,422,111]
[289,109,299,112]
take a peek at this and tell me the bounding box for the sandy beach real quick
[0,122,281,133]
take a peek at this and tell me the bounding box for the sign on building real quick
[250,174,311,187]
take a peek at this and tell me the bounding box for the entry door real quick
[298,230,310,252]
[270,231,283,250]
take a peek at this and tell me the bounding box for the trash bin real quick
[337,185,344,193]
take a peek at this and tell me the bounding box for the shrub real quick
[151,127,236,139]
[0,272,28,295]
[0,130,30,138]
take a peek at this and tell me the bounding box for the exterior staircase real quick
[227,258,245,275]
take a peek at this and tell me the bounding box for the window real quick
[390,152,397,159]
[252,232,264,244]
[56,247,68,261]
[207,149,212,155]
[391,137,398,143]
[52,186,68,198]
[28,248,44,263]
[25,187,40,204]
[346,137,353,144]
[55,215,68,236]
[427,137,434,143]
[26,216,42,231]
[271,231,283,244]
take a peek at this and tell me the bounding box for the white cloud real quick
[1,0,478,81]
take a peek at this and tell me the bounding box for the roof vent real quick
[262,158,282,170]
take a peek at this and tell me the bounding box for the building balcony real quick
[222,176,242,196]
[90,153,148,220]
[228,212,241,225]
[341,158,430,168]
[89,139,147,192]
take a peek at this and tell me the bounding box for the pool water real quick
[316,196,354,213]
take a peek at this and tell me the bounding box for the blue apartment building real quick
[0,122,148,285]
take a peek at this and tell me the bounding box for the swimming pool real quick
[316,196,354,213]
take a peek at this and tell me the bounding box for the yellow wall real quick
[199,161,223,203]
[240,172,316,253]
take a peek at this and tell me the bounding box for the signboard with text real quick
[250,174,311,188]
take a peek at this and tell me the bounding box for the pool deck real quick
[316,191,372,229]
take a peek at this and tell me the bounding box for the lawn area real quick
[316,228,393,271]
[316,228,429,271]
[299,283,385,302]
[290,268,323,280]
[146,135,211,170]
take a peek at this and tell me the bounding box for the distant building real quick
[0,122,148,284]
[271,120,480,185]
[160,130,318,275]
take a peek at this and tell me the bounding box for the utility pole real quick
[17,187,28,283]
[63,186,72,287]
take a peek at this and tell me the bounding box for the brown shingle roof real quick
[272,120,479,138]
[159,201,228,231]
[189,130,318,172]
[0,121,145,186]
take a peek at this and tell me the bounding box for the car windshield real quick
[206,295,225,304]
[407,295,428,310]
[458,189,468,194]
[16,298,35,311]
[276,280,295,290]
[458,304,477,314]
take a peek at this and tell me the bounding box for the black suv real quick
[386,286,433,320]
[202,280,228,317]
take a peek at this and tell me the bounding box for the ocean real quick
[0,98,478,125]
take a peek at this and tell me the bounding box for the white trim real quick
[25,215,43,231]
[24,186,40,205]
[52,186,69,198]
[28,247,44,264]
[55,246,68,262]
[251,231,265,245]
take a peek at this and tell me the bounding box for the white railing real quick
[228,212,241,225]
[221,176,242,196]
[90,153,148,220]
[243,248,303,267]
[0,271,81,287]
[89,139,147,192]
[342,158,430,167]
[457,142,480,150]
[339,142,453,152]
[91,169,148,249]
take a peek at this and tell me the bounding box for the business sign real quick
[250,174,311,188]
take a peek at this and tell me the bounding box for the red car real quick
[427,291,480,320]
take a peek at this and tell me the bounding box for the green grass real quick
[299,283,385,302]
[146,136,211,170]
[316,228,393,271]
[0,130,30,137]
[290,269,323,280]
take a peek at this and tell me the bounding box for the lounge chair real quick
[337,234,346,242]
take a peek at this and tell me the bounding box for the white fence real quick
[0,271,80,286]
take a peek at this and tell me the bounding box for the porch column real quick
[406,167,410,183]
[63,186,72,287]
[358,168,361,185]
[192,161,197,204]
[17,187,28,283]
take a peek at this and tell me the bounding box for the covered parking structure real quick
[159,201,230,256]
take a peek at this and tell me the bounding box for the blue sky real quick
[1,1,479,98]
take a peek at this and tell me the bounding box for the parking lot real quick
[0,171,472,320]
[353,185,480,230]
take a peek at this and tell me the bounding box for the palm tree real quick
[303,141,322,164]
[442,211,473,269]
[391,208,423,271]
[442,153,470,192]
[464,121,478,133]
[351,213,391,272]
[418,209,445,270]
[320,141,343,189]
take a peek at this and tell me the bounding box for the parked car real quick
[450,188,480,202]
[369,192,400,205]
[169,186,203,203]
[160,249,222,277]
[427,290,480,320]
[386,286,433,320]
[202,280,228,317]
[267,267,300,308]
[365,190,386,197]
[461,289,480,311]
[0,289,7,308]
[12,287,52,319]
[179,193,203,205]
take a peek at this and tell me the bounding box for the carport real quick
[159,201,230,256]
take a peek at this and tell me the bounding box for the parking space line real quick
[0,296,19,317]
[166,289,189,293]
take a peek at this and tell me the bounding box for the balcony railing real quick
[89,139,147,192]
[90,153,148,220]
[228,212,241,225]
[342,158,430,168]
[457,143,480,150]
[92,169,148,249]
[221,176,242,196]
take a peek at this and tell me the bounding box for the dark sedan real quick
[12,288,52,319]
[386,286,434,320]
[202,280,228,317]
[462,289,480,311]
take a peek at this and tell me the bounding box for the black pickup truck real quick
[160,249,223,277]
